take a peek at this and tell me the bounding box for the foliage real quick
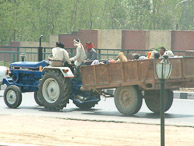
[0,0,193,45]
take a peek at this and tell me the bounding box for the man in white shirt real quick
[70,39,87,67]
[50,42,72,67]
[159,47,174,59]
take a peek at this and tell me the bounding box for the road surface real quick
[0,90,194,127]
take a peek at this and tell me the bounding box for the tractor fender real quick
[42,66,74,78]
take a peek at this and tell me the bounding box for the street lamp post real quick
[156,56,172,146]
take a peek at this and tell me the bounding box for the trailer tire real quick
[144,90,173,113]
[4,85,22,108]
[34,91,43,106]
[38,70,71,111]
[114,86,142,116]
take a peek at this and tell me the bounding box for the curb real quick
[174,91,194,100]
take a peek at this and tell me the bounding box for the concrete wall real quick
[122,30,146,50]
[2,30,194,61]
[17,35,58,61]
[19,35,58,48]
[98,30,122,49]
[171,31,194,51]
[146,30,172,50]
[59,30,98,49]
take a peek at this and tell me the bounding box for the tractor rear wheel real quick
[4,85,22,108]
[144,90,173,113]
[34,91,43,106]
[38,70,71,111]
[114,86,142,116]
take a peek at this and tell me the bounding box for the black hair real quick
[74,38,80,43]
[132,53,140,60]
[61,43,64,48]
[56,41,64,48]
[154,52,160,59]
[160,47,166,52]
[56,41,61,47]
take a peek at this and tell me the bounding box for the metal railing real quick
[0,46,186,66]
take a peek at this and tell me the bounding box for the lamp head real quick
[156,57,172,80]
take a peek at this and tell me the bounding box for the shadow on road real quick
[81,111,194,119]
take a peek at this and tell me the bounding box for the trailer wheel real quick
[114,86,142,116]
[38,70,71,111]
[144,90,173,113]
[34,91,43,106]
[4,85,22,108]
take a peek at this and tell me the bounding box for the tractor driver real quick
[50,41,72,67]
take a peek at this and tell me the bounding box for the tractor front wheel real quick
[4,85,22,108]
[34,91,43,106]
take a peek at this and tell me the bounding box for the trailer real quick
[81,57,194,115]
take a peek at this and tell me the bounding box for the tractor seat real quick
[10,61,49,69]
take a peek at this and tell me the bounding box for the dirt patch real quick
[0,115,193,146]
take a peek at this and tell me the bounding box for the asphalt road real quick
[0,90,194,127]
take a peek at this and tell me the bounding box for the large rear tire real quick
[38,70,71,111]
[114,86,142,116]
[144,90,173,113]
[4,85,22,108]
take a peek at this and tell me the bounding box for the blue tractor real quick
[3,36,100,110]
[3,60,100,110]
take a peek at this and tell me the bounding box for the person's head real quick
[60,43,64,48]
[132,53,140,60]
[159,47,166,56]
[154,52,160,59]
[73,38,81,46]
[56,41,64,48]
[85,42,95,51]
[56,41,61,47]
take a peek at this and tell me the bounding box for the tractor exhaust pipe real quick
[38,35,43,61]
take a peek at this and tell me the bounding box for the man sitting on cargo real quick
[85,42,97,60]
[84,42,97,65]
[159,47,174,58]
[49,41,72,67]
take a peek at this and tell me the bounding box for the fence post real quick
[17,47,20,61]
[98,49,101,60]
[127,49,130,55]
[43,47,46,60]
[70,48,73,57]
[13,52,16,62]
